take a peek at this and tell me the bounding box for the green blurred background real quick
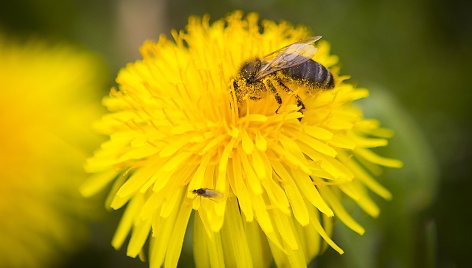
[1,0,470,267]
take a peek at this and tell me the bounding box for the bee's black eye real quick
[239,59,261,83]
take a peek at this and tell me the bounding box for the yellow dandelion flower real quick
[0,37,104,268]
[84,11,402,267]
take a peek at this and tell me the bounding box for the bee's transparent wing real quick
[255,36,322,80]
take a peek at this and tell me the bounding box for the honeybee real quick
[233,36,334,111]
[192,188,222,198]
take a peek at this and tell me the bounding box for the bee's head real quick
[239,59,262,83]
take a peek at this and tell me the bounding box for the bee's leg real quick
[233,80,239,93]
[265,80,283,113]
[273,78,305,111]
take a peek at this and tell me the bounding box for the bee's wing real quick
[255,36,322,80]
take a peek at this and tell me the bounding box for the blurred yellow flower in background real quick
[0,37,104,267]
[83,11,402,268]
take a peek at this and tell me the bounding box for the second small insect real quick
[192,188,222,198]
